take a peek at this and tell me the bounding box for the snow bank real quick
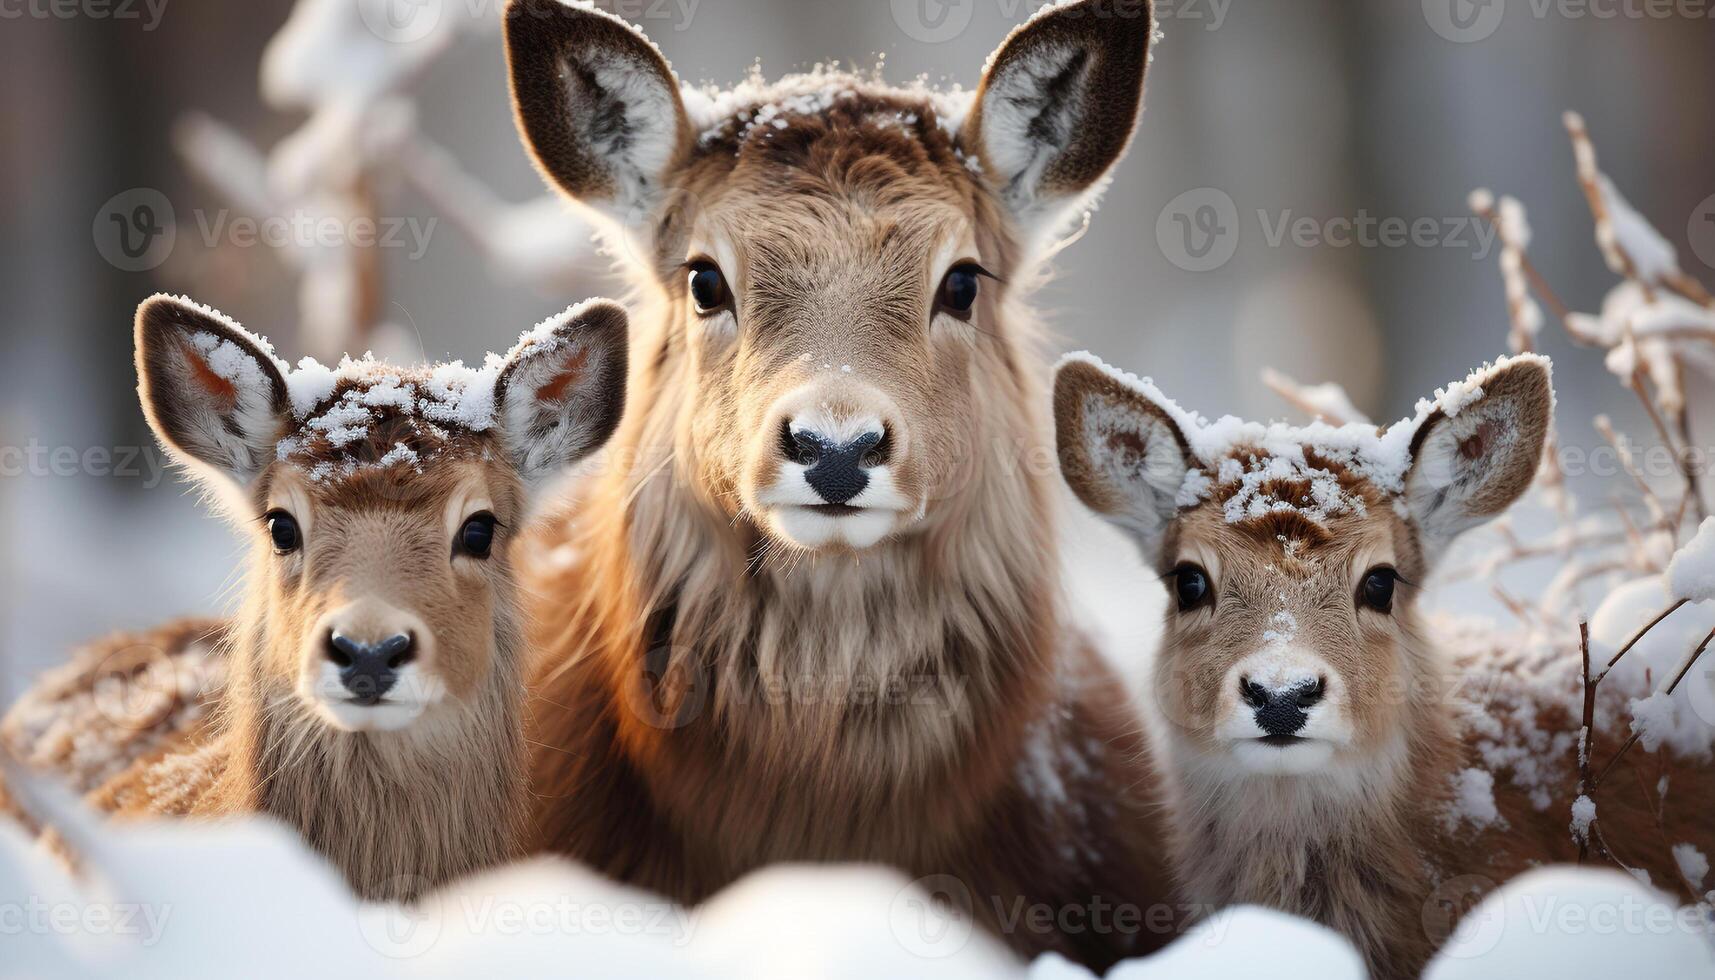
[1425,867,1715,979]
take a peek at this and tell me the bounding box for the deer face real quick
[1054,354,1554,784]
[133,295,627,734]
[503,0,1155,552]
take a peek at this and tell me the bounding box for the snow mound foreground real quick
[4,791,1711,978]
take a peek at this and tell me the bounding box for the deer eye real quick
[936,263,987,319]
[1360,567,1398,613]
[1170,563,1212,612]
[457,512,498,560]
[687,260,729,314]
[265,511,300,554]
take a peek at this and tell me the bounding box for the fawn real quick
[73,293,627,901]
[501,0,1177,966]
[1053,352,1713,977]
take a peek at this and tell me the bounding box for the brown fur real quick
[1055,354,1714,978]
[7,294,628,902]
[506,0,1172,967]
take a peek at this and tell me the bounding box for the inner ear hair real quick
[503,0,691,212]
[964,0,1155,218]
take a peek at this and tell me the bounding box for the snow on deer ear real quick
[1054,353,1195,561]
[962,0,1155,244]
[1404,354,1555,560]
[134,294,289,491]
[503,0,691,217]
[495,298,629,480]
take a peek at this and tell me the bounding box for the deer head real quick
[1054,353,1553,787]
[134,294,627,734]
[504,0,1154,553]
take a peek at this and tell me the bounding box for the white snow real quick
[1056,350,1549,529]
[1592,575,1715,758]
[1570,794,1597,843]
[1668,517,1715,604]
[1442,767,1501,833]
[1425,867,1715,978]
[1673,843,1709,893]
[1565,111,1683,286]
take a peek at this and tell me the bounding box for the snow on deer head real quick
[1054,353,1553,783]
[504,0,1154,552]
[134,293,626,733]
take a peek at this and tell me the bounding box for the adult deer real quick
[1054,352,1715,978]
[11,293,627,902]
[505,0,1172,965]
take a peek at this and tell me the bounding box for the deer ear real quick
[1054,353,1194,562]
[962,0,1155,242]
[503,0,691,217]
[134,294,289,491]
[1405,355,1555,561]
[496,298,629,481]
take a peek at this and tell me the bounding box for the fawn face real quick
[134,295,627,733]
[1055,354,1553,784]
[503,0,1154,551]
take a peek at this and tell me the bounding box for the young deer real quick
[501,0,1174,966]
[1054,352,1715,977]
[73,293,627,901]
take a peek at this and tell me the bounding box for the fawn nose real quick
[327,632,414,705]
[781,420,889,506]
[1239,676,1325,738]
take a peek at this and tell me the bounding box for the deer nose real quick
[327,632,414,705]
[781,421,889,506]
[1239,676,1325,738]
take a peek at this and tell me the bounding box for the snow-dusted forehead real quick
[273,357,505,483]
[682,66,978,168]
[1059,352,1540,532]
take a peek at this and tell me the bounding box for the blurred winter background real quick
[2,0,1714,686]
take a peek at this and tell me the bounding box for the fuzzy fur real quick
[506,0,1170,968]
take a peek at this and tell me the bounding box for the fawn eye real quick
[936,263,987,319]
[1171,563,1212,612]
[1360,567,1398,612]
[265,511,300,554]
[687,260,729,313]
[457,512,498,560]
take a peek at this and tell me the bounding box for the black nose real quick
[1239,677,1325,738]
[785,425,887,506]
[328,632,413,705]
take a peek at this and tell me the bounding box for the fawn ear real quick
[504,0,691,217]
[1054,353,1195,562]
[135,294,289,492]
[495,299,629,480]
[1405,355,1555,560]
[962,0,1155,243]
